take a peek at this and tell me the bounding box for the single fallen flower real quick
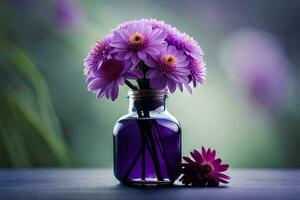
[179,146,230,187]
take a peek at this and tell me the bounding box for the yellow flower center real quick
[129,32,144,45]
[162,54,176,66]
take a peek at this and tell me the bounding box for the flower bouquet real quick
[84,19,212,186]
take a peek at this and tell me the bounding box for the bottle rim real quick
[127,89,168,99]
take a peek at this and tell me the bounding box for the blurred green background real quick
[0,0,299,168]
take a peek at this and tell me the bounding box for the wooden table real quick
[0,169,300,199]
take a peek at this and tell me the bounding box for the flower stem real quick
[125,80,138,90]
[146,122,164,181]
[140,110,163,181]
[122,100,164,181]
[141,130,146,180]
[137,61,150,89]
[153,120,172,178]
[124,148,143,178]
[137,119,163,181]
[123,118,159,180]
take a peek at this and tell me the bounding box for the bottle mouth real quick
[128,89,167,113]
[128,89,168,99]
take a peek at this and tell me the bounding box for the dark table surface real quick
[0,169,300,200]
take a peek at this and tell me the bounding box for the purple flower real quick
[142,19,180,45]
[84,19,207,100]
[84,35,113,75]
[177,33,204,59]
[180,146,230,187]
[111,21,167,64]
[87,59,142,101]
[54,0,81,28]
[220,29,289,109]
[142,18,165,29]
[189,58,206,87]
[178,58,206,93]
[142,19,204,59]
[144,45,189,93]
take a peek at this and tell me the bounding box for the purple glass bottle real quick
[113,89,181,186]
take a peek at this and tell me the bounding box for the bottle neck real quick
[128,89,168,117]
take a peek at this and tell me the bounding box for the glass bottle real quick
[113,89,181,186]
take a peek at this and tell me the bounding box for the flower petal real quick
[215,164,229,172]
[150,76,167,89]
[123,69,143,79]
[218,178,229,184]
[211,150,216,161]
[191,149,203,164]
[146,69,160,79]
[211,158,222,166]
[137,51,147,60]
[211,172,230,180]
[202,146,207,160]
[185,83,193,94]
[168,79,177,93]
[183,156,195,164]
[111,82,119,101]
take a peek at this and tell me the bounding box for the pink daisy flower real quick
[180,146,230,187]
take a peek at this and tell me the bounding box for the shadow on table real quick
[105,184,230,199]
[113,183,229,190]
